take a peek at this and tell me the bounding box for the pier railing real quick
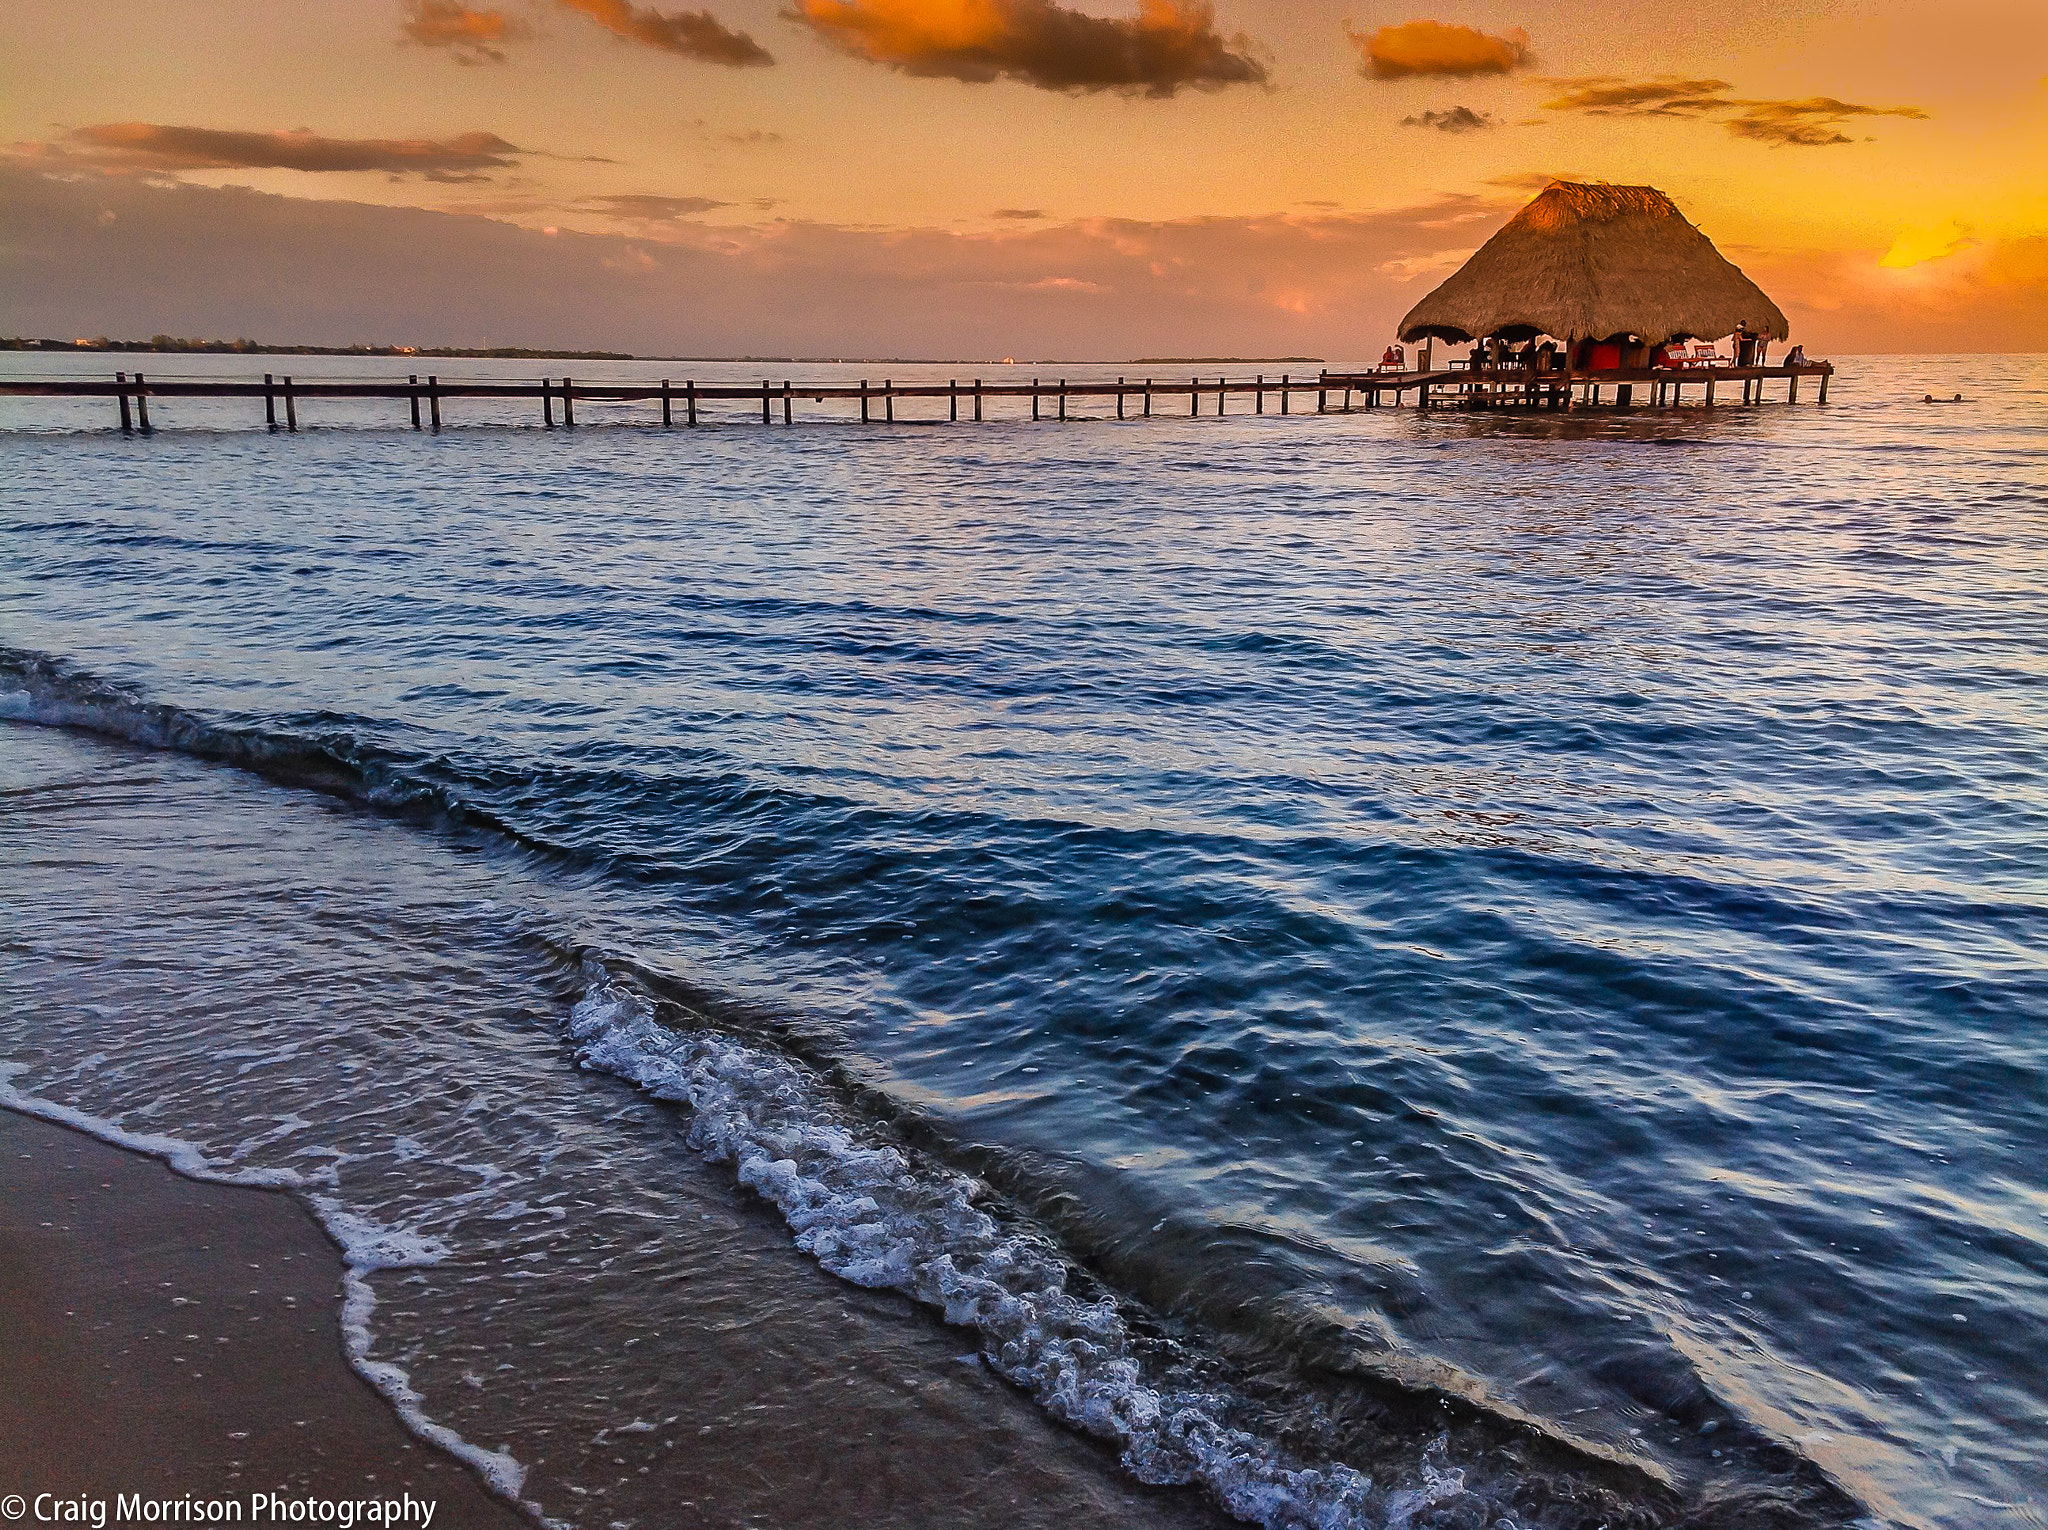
[0,362,1834,433]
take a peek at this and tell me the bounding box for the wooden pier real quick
[0,362,1834,433]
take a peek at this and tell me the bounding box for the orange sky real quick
[2,0,2043,353]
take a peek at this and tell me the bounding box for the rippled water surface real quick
[2,354,2044,1529]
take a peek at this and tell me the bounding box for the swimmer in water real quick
[1923,393,1965,403]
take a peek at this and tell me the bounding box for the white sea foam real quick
[0,1065,551,1527]
[563,958,1450,1530]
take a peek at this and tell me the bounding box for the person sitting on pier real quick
[1785,343,1807,366]
[1381,344,1405,370]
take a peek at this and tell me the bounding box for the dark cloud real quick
[57,124,525,178]
[400,1,530,63]
[786,0,1268,97]
[993,207,1046,219]
[1348,20,1530,80]
[1725,96,1929,146]
[1401,106,1498,132]
[556,0,773,65]
[1537,75,1730,113]
[577,193,732,220]
[1541,77,1927,146]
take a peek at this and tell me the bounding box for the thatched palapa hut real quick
[1398,182,1788,350]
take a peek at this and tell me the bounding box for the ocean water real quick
[1,353,2043,1530]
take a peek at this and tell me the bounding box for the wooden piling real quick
[860,379,870,424]
[762,380,772,426]
[974,379,983,422]
[1059,379,1067,422]
[1788,374,1799,404]
[542,378,553,428]
[661,381,672,428]
[135,374,151,433]
[1317,373,1327,414]
[1280,374,1290,415]
[885,380,894,423]
[116,371,133,434]
[949,380,958,423]
[283,376,298,432]
[410,375,424,429]
[1143,379,1152,417]
[264,373,277,430]
[1032,379,1040,422]
[784,381,794,425]
[1116,376,1125,420]
[687,381,698,426]
[560,377,573,428]
[427,375,441,431]
[1704,376,1715,407]
[1216,377,1224,417]
[1255,375,1265,413]
[1817,366,1830,405]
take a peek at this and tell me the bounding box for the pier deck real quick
[0,362,1833,433]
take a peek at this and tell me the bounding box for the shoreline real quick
[0,1106,529,1527]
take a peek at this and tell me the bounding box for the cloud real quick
[1537,75,1730,114]
[577,193,733,220]
[1878,220,1975,270]
[1723,96,1929,147]
[786,0,1268,96]
[400,1,530,63]
[52,124,525,180]
[994,207,1046,219]
[1540,76,1927,146]
[0,163,1517,359]
[556,0,773,65]
[1348,20,1530,80]
[1400,105,1498,132]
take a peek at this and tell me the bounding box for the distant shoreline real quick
[2,337,1327,367]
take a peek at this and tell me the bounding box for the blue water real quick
[2,353,2044,1529]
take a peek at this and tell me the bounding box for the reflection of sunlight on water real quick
[0,351,2043,1529]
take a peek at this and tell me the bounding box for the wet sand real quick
[0,1106,528,1524]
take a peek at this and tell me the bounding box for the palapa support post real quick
[283,376,298,433]
[687,381,698,426]
[560,377,574,429]
[661,381,672,428]
[542,378,554,428]
[264,373,277,430]
[116,372,133,434]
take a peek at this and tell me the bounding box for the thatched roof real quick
[1398,182,1789,345]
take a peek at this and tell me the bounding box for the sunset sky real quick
[3,0,2043,355]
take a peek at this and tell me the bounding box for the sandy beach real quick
[0,1107,526,1524]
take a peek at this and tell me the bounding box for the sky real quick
[2,0,2043,355]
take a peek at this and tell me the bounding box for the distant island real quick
[2,336,633,361]
[2,338,1332,367]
